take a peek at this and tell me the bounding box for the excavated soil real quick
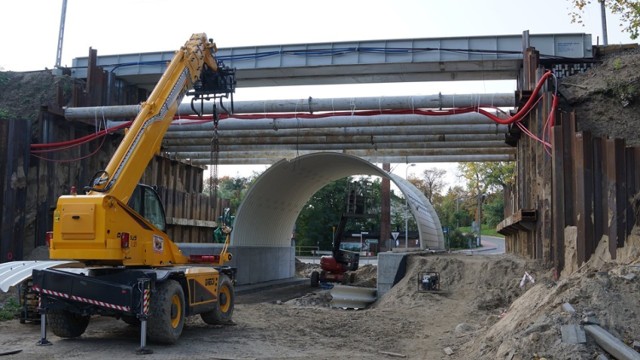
[558,46,640,145]
[1,242,639,359]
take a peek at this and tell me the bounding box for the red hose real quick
[31,121,132,151]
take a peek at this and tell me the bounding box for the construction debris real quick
[560,325,586,344]
[584,325,640,360]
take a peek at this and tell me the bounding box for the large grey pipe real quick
[584,325,640,360]
[162,140,509,152]
[190,154,515,165]
[162,133,506,146]
[164,124,507,139]
[170,147,514,159]
[64,93,515,119]
[163,113,498,132]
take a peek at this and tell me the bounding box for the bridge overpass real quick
[65,32,595,284]
[72,32,592,89]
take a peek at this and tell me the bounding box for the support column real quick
[380,163,391,252]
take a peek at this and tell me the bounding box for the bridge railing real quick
[295,246,321,257]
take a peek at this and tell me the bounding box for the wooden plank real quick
[176,163,185,192]
[539,91,552,261]
[158,157,169,188]
[1,120,29,261]
[182,192,188,220]
[574,132,593,266]
[582,132,595,259]
[613,139,627,249]
[605,138,626,259]
[593,138,605,248]
[551,122,565,272]
[562,113,577,225]
[626,147,638,236]
[195,167,203,193]
[165,188,174,219]
[199,195,207,221]
[176,191,184,219]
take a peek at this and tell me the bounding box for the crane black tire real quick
[48,310,90,338]
[310,271,320,287]
[201,275,234,325]
[147,280,185,344]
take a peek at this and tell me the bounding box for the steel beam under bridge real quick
[71,33,592,90]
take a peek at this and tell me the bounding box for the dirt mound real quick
[284,290,333,307]
[0,71,78,122]
[457,260,640,359]
[295,258,319,278]
[295,258,377,288]
[375,253,539,312]
[452,229,640,359]
[352,264,377,287]
[558,46,640,145]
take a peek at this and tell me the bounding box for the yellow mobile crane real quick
[31,33,236,351]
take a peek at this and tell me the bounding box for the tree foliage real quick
[568,0,640,39]
[456,162,514,229]
[203,174,257,212]
[295,177,383,249]
[434,185,473,230]
[457,162,515,195]
[418,167,446,203]
[483,193,505,228]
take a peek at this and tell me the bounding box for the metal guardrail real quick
[295,246,320,257]
[330,285,377,309]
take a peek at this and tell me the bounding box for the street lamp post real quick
[404,163,415,248]
[477,193,486,247]
[455,198,461,229]
[359,231,369,256]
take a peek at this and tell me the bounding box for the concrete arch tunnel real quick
[219,152,444,284]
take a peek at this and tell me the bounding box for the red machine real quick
[310,249,359,287]
[310,183,370,287]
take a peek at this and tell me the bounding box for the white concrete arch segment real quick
[387,173,445,250]
[232,152,444,250]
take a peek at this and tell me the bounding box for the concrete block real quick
[377,252,408,298]
[177,244,295,285]
[561,324,586,344]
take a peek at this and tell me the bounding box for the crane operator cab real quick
[127,184,167,233]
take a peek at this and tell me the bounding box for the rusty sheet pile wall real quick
[551,112,640,272]
[498,48,640,273]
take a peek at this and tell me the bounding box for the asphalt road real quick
[472,235,506,255]
[298,236,505,265]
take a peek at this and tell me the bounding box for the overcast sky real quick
[1,0,636,183]
[1,0,633,72]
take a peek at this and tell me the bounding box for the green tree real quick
[435,186,472,230]
[483,194,505,228]
[457,162,514,228]
[203,174,257,212]
[295,177,383,250]
[295,178,352,250]
[568,0,640,39]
